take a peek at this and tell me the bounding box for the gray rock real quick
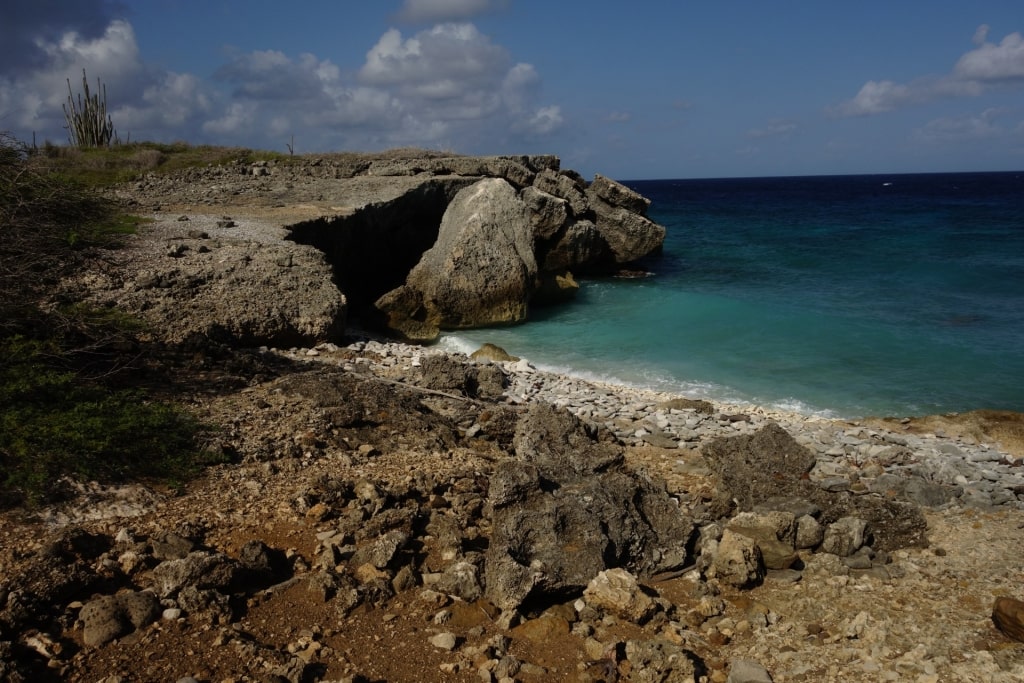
[349,530,409,569]
[623,638,697,682]
[821,517,868,557]
[728,658,774,683]
[485,403,694,611]
[376,178,537,341]
[589,174,652,215]
[532,169,589,216]
[429,631,458,651]
[583,568,656,622]
[151,551,238,598]
[702,424,817,510]
[80,591,161,647]
[150,531,195,561]
[712,529,765,588]
[794,514,824,550]
[521,186,570,240]
[586,194,666,266]
[434,561,483,602]
[703,425,928,551]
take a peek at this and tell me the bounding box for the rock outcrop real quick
[374,178,538,342]
[84,153,664,347]
[372,163,665,341]
[485,402,694,611]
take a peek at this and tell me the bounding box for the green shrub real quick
[0,134,223,507]
[0,337,220,506]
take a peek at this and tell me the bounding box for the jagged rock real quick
[176,585,232,622]
[97,238,346,347]
[583,568,656,622]
[590,174,652,215]
[795,514,824,550]
[702,424,928,551]
[703,424,817,509]
[150,551,238,598]
[623,638,698,683]
[541,219,605,273]
[712,529,765,588]
[532,169,589,216]
[237,540,289,585]
[485,403,694,611]
[150,532,195,561]
[521,186,570,240]
[587,183,666,267]
[993,597,1024,642]
[375,178,537,341]
[434,561,483,602]
[349,530,409,569]
[821,517,868,557]
[726,512,799,570]
[80,591,161,647]
[417,353,507,400]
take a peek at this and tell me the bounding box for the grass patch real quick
[35,140,295,186]
[0,337,221,506]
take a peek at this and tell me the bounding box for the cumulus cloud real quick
[833,27,1024,117]
[394,0,508,24]
[1,6,562,153]
[0,17,207,142]
[0,0,120,73]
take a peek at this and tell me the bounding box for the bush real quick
[0,337,218,506]
[0,133,220,507]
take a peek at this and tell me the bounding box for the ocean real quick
[441,171,1024,419]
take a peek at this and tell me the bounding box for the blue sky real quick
[2,0,1023,179]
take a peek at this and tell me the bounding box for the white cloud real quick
[519,105,564,135]
[973,24,990,46]
[395,0,507,24]
[747,118,798,139]
[1,10,562,154]
[833,27,1024,117]
[954,31,1024,82]
[607,111,632,123]
[914,107,1008,143]
[359,24,511,93]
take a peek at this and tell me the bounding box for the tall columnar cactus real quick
[63,69,119,148]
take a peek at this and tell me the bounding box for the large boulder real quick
[702,423,928,550]
[586,175,666,267]
[485,403,695,612]
[375,178,537,342]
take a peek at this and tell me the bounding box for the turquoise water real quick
[442,172,1024,418]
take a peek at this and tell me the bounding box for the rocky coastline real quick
[2,153,1023,682]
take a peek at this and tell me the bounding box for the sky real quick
[2,0,1023,180]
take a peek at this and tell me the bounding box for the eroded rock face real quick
[702,423,928,551]
[375,178,537,341]
[485,402,695,612]
[79,226,346,348]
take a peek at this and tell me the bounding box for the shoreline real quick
[273,335,1024,513]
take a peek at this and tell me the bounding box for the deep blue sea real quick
[442,172,1024,419]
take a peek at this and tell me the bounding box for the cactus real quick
[63,69,119,148]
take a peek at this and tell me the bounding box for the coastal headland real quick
[2,151,1023,682]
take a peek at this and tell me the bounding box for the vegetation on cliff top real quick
[0,132,219,507]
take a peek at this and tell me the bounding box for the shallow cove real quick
[443,172,1024,419]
